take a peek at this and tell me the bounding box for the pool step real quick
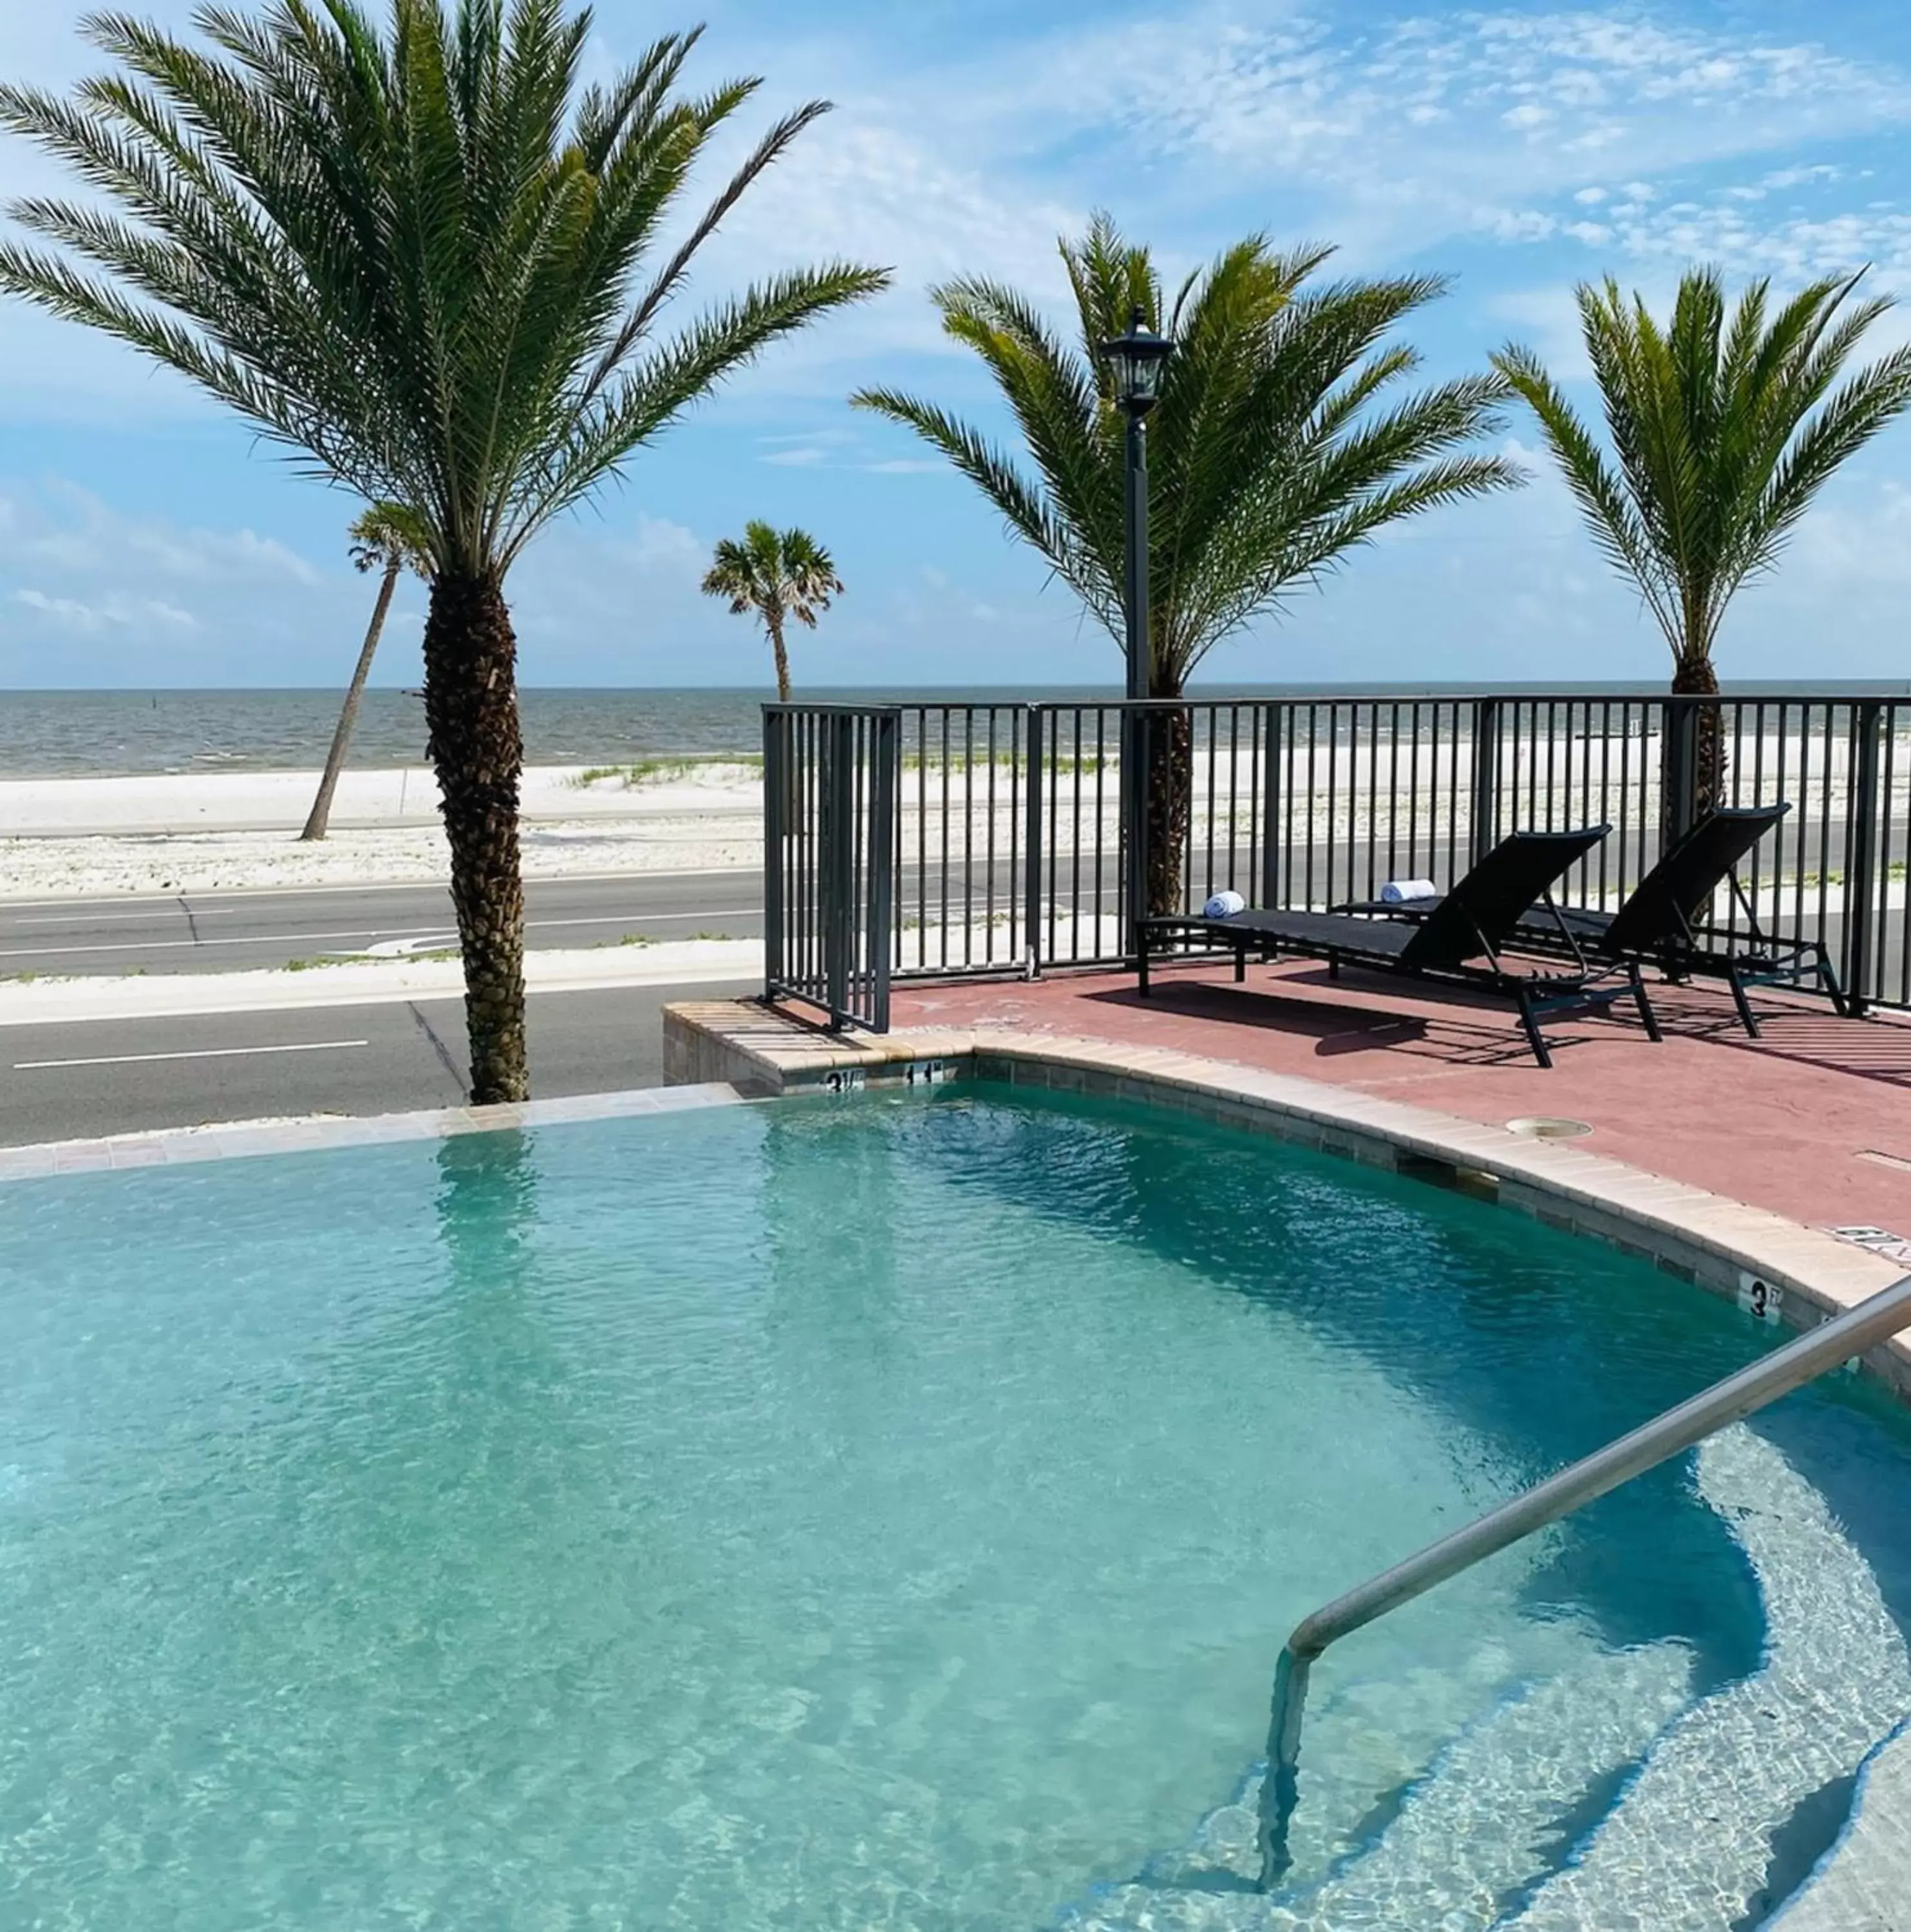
[1294,1640,1693,1927]
[1054,1426,1911,1932]
[1767,1715,1911,1931]
[1140,1640,1592,1896]
[1508,1428,1911,1931]
[1055,1643,1692,1931]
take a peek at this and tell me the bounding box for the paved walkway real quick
[889,961,1911,1237]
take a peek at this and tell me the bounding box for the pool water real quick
[3,1086,1910,1929]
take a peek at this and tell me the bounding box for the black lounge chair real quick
[1346,804,1847,1038]
[1569,803,1847,1035]
[1138,826,1661,1068]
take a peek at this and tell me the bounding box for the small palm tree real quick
[0,1,886,1101]
[301,503,433,842]
[1493,269,1911,818]
[701,522,843,701]
[854,214,1520,911]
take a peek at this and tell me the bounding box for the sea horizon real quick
[5,679,1910,781]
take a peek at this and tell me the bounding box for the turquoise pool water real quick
[3,1086,1910,1929]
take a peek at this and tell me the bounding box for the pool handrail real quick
[1257,1269,1911,1889]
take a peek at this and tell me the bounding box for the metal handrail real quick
[1257,1270,1911,1889]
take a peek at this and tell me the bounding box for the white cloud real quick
[10,0,1909,433]
[621,513,703,577]
[0,477,370,685]
[1780,478,1911,587]
[10,587,198,634]
[1584,202,1911,285]
[1003,5,1911,266]
[0,482,319,586]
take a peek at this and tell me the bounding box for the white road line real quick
[14,1039,373,1070]
[0,866,757,914]
[1,927,406,958]
[0,908,762,960]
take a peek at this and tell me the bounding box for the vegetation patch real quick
[569,755,764,789]
[903,750,1107,776]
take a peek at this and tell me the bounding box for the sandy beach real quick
[0,762,765,898]
[3,724,1901,903]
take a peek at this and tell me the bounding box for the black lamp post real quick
[1100,305,1172,702]
[1099,305,1172,949]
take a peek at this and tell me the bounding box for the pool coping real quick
[0,1081,746,1179]
[663,999,1911,1403]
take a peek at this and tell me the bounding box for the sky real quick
[3,0,1911,692]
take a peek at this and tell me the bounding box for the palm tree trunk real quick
[423,571,529,1106]
[767,609,792,704]
[1144,681,1193,920]
[301,560,400,842]
[1669,651,1725,834]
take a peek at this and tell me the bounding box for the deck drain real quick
[1506,1115,1594,1141]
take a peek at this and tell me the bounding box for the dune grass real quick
[570,755,764,788]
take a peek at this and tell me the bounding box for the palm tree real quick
[1493,269,1911,821]
[853,214,1520,911]
[302,502,432,842]
[0,1,887,1102]
[701,522,843,702]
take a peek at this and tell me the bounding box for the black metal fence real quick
[766,694,1911,1027]
[764,705,896,1030]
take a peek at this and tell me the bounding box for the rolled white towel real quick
[1380,878,1438,905]
[1203,889,1247,920]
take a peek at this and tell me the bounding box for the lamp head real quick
[1100,304,1172,415]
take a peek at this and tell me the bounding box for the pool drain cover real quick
[1505,1115,1594,1141]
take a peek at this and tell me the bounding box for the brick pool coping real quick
[663,998,1911,1401]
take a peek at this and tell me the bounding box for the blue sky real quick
[3,0,1911,691]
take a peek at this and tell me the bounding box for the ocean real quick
[4,683,1908,780]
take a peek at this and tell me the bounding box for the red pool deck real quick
[889,961,1911,1239]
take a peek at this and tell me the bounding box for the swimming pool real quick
[2,1084,1908,1929]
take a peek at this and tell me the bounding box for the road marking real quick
[14,1039,373,1070]
[361,934,461,958]
[0,866,758,914]
[0,909,764,960]
[0,927,415,958]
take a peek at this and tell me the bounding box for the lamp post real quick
[1099,305,1172,950]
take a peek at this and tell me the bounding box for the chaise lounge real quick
[1340,803,1847,1038]
[1138,826,1662,1068]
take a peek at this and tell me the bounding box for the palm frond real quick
[0,0,888,583]
[701,520,845,643]
[1501,265,1911,672]
[853,216,1513,685]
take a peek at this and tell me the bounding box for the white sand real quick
[5,726,1901,904]
[0,763,765,898]
[0,761,766,833]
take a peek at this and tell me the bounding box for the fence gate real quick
[764,705,898,1031]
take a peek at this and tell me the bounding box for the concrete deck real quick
[887,961,1911,1239]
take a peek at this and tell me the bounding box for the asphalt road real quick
[14,813,1896,980]
[0,980,747,1146]
[0,870,767,976]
